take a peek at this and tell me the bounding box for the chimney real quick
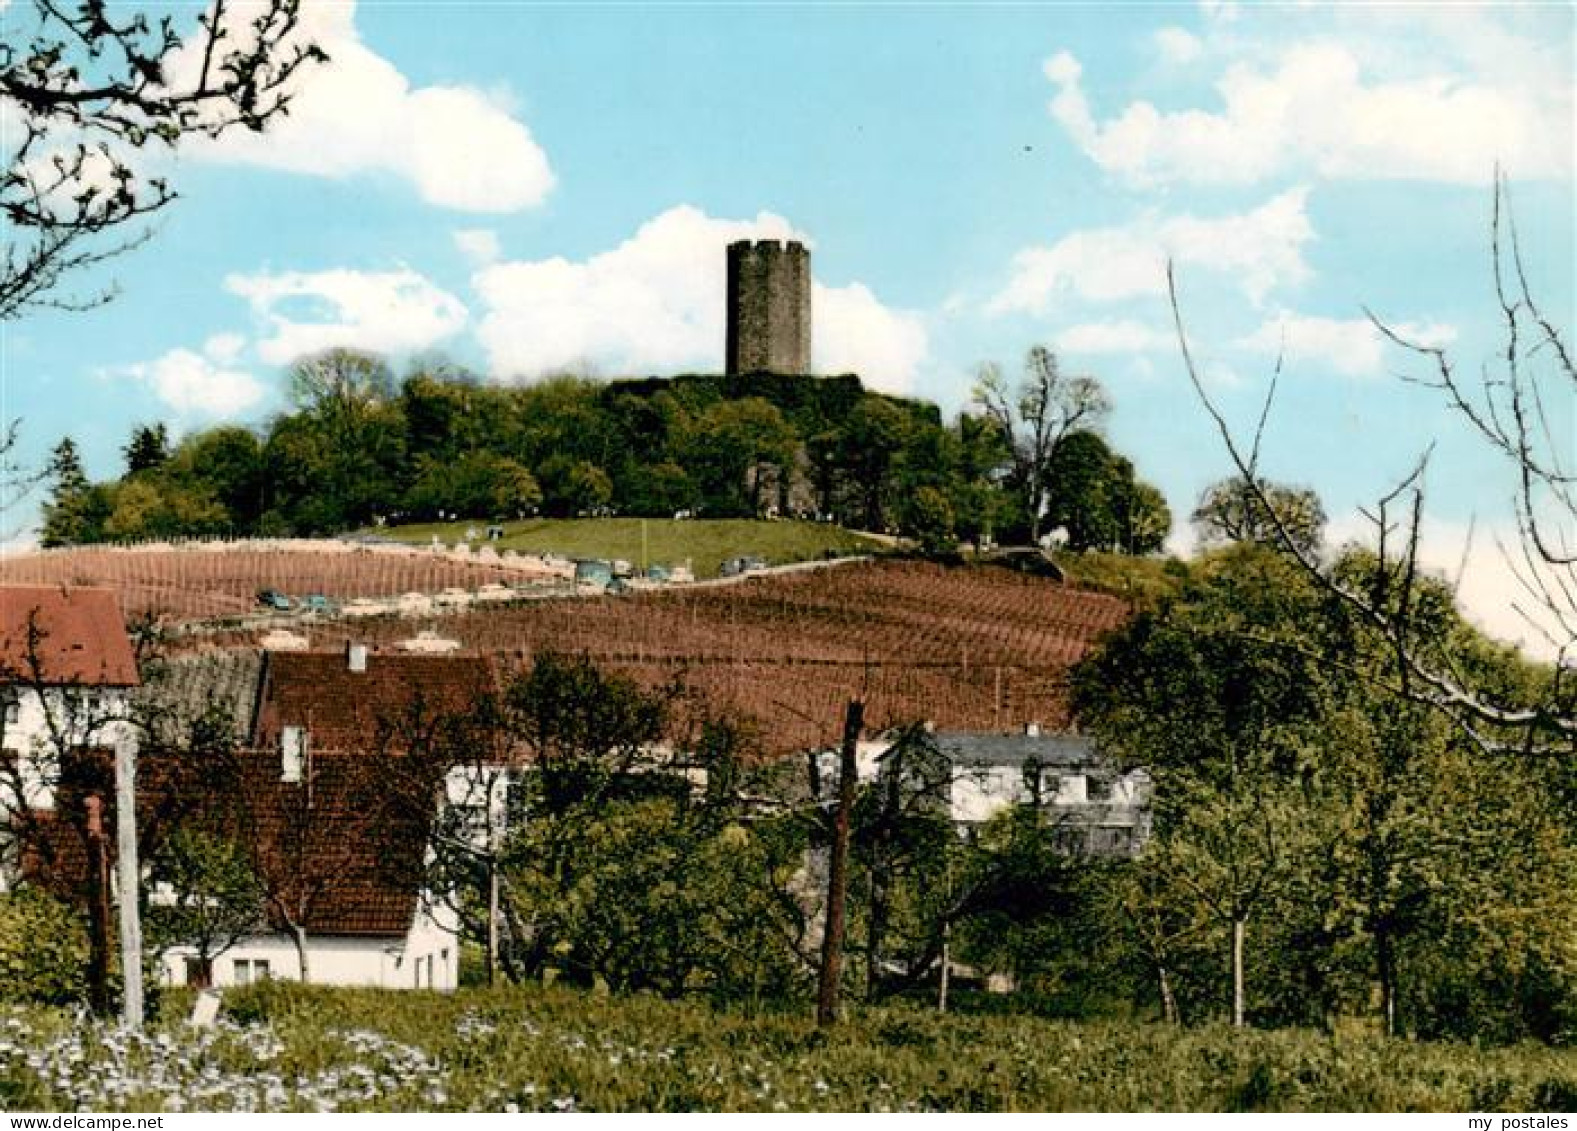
[347,642,368,673]
[1024,721,1041,738]
[281,725,306,783]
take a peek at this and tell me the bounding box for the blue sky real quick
[2,1,1572,649]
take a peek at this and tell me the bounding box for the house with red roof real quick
[149,644,497,991]
[0,586,140,826]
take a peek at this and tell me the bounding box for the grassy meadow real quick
[372,517,886,578]
[3,983,1573,1112]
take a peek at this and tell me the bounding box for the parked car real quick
[719,555,768,577]
[299,593,335,614]
[256,589,291,611]
[574,559,614,587]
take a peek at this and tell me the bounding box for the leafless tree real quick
[2,0,325,318]
[973,345,1111,542]
[1168,174,1575,757]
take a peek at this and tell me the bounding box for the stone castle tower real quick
[726,239,811,375]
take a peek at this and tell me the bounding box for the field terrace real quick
[187,561,1130,756]
[0,542,558,622]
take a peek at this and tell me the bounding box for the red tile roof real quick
[235,649,494,935]
[251,649,495,751]
[227,749,438,937]
[0,587,139,687]
[20,744,442,939]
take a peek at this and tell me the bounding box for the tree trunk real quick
[1376,924,1397,1038]
[1231,916,1247,1028]
[938,925,951,1014]
[290,922,311,984]
[1158,962,1178,1025]
[189,955,214,989]
[816,698,863,1027]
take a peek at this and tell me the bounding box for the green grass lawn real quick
[4,983,1573,1112]
[371,518,885,578]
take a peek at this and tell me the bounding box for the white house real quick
[0,586,141,884]
[140,644,497,992]
[817,724,1151,856]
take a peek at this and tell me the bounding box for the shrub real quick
[0,887,89,1006]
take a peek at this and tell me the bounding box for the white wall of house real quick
[0,686,134,812]
[159,900,461,991]
[951,765,1025,824]
[814,733,1152,836]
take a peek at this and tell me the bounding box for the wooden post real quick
[816,698,863,1027]
[486,859,500,986]
[84,796,113,1016]
[115,735,144,1028]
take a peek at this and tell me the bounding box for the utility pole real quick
[115,734,144,1028]
[816,698,863,1027]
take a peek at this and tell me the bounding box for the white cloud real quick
[108,338,266,419]
[1045,41,1568,186]
[454,228,502,266]
[1327,514,1565,661]
[203,332,247,365]
[473,205,927,391]
[987,188,1312,314]
[176,2,553,211]
[1238,311,1457,378]
[226,267,468,365]
[812,282,928,393]
[1154,27,1203,65]
[1055,319,1174,355]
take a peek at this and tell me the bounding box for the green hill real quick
[372,517,886,578]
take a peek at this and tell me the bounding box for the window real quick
[233,958,270,985]
[1,690,19,728]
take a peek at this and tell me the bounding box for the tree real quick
[685,398,797,517]
[0,420,47,528]
[1192,477,1326,559]
[287,348,396,434]
[100,477,227,540]
[121,424,170,476]
[1167,180,1575,755]
[1072,547,1329,1027]
[1043,431,1172,554]
[2,1,325,318]
[0,600,158,1015]
[484,656,812,999]
[972,346,1110,542]
[271,349,406,531]
[537,456,612,519]
[406,452,541,521]
[144,827,265,988]
[952,805,1118,1010]
[162,426,265,530]
[902,487,957,558]
[370,686,515,984]
[39,436,90,545]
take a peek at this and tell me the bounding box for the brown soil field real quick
[0,544,554,621]
[194,560,1130,753]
